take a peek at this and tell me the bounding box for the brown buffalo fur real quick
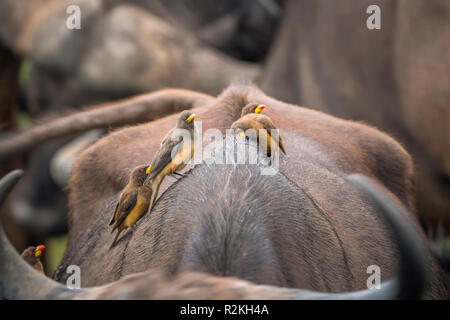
[50,85,447,298]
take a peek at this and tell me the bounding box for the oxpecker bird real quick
[110,165,152,245]
[144,110,196,209]
[232,103,286,155]
[21,245,45,274]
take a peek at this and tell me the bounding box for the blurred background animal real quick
[260,0,450,235]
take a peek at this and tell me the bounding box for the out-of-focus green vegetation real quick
[17,57,66,278]
[16,58,33,130]
[18,58,32,86]
[44,234,68,277]
[16,111,31,130]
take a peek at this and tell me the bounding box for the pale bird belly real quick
[170,141,195,172]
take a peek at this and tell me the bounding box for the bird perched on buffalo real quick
[232,103,286,156]
[110,165,152,245]
[21,245,45,274]
[144,110,196,210]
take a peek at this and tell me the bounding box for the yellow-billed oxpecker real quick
[110,165,152,245]
[144,110,196,209]
[21,245,45,274]
[232,103,286,155]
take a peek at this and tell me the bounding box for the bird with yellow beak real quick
[21,245,45,274]
[232,103,286,155]
[110,165,152,245]
[144,110,196,210]
[242,103,266,116]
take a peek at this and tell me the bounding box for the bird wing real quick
[109,201,120,225]
[257,115,277,131]
[258,115,286,154]
[231,116,262,131]
[148,135,184,180]
[109,190,138,226]
[159,130,172,147]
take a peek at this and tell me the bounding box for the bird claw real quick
[171,171,184,180]
[173,171,185,177]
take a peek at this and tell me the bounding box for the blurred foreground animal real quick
[110,165,152,245]
[0,85,447,299]
[20,245,45,274]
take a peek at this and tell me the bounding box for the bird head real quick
[131,165,151,184]
[185,114,196,123]
[22,245,45,262]
[254,105,265,114]
[177,111,196,128]
[241,103,266,116]
[234,127,246,140]
[34,245,45,257]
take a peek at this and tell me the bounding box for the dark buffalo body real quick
[48,85,447,298]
